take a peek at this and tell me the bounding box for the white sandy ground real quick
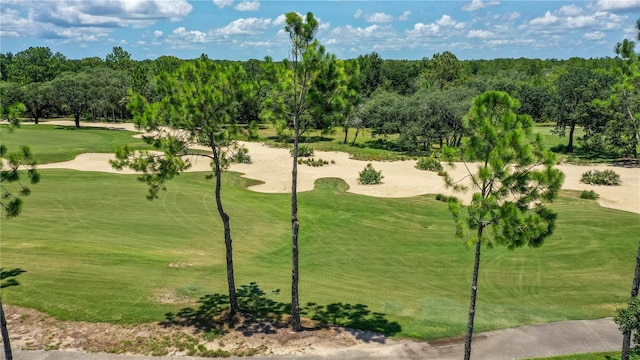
[36,120,640,214]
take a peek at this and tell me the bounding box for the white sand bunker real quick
[37,121,640,214]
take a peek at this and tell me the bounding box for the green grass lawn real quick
[526,352,621,360]
[1,168,637,340]
[0,124,153,164]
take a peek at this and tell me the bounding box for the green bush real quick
[435,194,459,203]
[358,163,383,185]
[581,169,621,186]
[297,158,329,167]
[580,190,599,200]
[416,156,443,172]
[230,146,251,164]
[290,144,314,157]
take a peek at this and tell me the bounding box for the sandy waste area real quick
[38,121,639,214]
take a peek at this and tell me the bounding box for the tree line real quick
[1,37,638,159]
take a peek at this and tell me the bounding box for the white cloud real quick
[406,23,440,37]
[529,11,559,27]
[273,14,286,26]
[211,17,272,36]
[213,0,233,9]
[435,15,465,29]
[558,4,584,16]
[526,8,627,32]
[31,0,193,27]
[583,31,606,40]
[365,12,394,23]
[462,0,500,12]
[594,0,640,12]
[354,9,363,19]
[154,30,163,38]
[468,29,495,39]
[235,0,260,11]
[171,26,208,43]
[399,11,410,21]
[325,24,399,51]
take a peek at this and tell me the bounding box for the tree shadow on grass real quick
[163,282,289,337]
[163,282,401,343]
[0,268,26,289]
[303,302,401,343]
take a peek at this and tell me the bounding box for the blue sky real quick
[1,0,639,61]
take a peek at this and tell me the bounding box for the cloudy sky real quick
[1,0,639,61]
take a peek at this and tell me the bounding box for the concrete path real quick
[7,318,621,360]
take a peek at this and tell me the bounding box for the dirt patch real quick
[4,305,405,357]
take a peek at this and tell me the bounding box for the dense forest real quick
[0,44,638,159]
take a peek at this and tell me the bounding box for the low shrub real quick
[580,169,621,186]
[358,163,383,185]
[297,158,330,167]
[416,156,443,172]
[580,190,599,200]
[290,144,314,157]
[435,194,459,203]
[230,146,251,164]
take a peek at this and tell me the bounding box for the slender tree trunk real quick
[212,146,240,315]
[343,125,349,144]
[567,123,576,153]
[621,241,640,360]
[464,226,484,360]
[351,127,360,145]
[291,111,302,331]
[0,297,12,360]
[74,114,80,128]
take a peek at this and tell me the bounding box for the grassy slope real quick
[1,169,637,340]
[0,124,153,164]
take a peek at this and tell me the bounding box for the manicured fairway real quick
[0,123,152,163]
[1,169,638,340]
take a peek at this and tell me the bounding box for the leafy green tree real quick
[380,59,420,95]
[600,37,639,159]
[357,52,383,98]
[51,72,93,128]
[6,47,69,85]
[553,66,613,153]
[20,81,54,124]
[112,60,255,315]
[422,51,466,91]
[86,68,129,122]
[514,82,555,123]
[105,46,133,72]
[412,86,477,150]
[442,91,564,360]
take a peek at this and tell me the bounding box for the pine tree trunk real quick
[213,146,239,314]
[621,242,640,360]
[0,297,12,360]
[291,116,302,331]
[464,226,484,360]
